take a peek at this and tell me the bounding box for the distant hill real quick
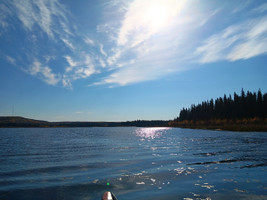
[0,116,169,128]
[0,116,49,127]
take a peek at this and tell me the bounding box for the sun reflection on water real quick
[135,127,170,139]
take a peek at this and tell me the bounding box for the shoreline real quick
[169,118,267,132]
[1,116,267,132]
[171,125,267,132]
[0,116,169,128]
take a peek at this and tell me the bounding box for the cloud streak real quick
[97,0,189,86]
[28,60,60,85]
[98,1,267,86]
[2,0,267,89]
[195,16,267,63]
[253,3,267,13]
[13,0,69,39]
[117,0,186,47]
[1,0,102,89]
[61,38,75,51]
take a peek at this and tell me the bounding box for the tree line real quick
[176,89,267,122]
[0,117,169,128]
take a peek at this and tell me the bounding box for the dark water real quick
[0,127,266,200]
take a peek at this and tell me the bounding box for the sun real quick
[143,4,170,30]
[117,0,187,46]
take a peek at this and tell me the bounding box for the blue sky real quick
[0,0,267,121]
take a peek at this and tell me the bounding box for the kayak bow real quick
[102,191,118,200]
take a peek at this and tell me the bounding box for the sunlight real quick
[143,4,169,30]
[117,0,187,47]
[141,0,187,32]
[135,127,170,139]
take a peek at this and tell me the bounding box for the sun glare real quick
[135,127,170,139]
[144,4,169,29]
[118,0,186,46]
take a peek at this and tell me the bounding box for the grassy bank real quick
[169,117,267,132]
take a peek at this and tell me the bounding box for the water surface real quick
[0,127,266,199]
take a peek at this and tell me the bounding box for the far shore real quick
[169,118,267,132]
[1,116,267,132]
[171,124,267,132]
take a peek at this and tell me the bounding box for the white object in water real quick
[102,192,113,200]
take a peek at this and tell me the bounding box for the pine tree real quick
[178,89,266,121]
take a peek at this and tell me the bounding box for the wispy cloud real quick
[1,0,101,88]
[84,37,95,46]
[0,0,74,87]
[195,16,267,63]
[97,0,189,86]
[231,0,252,14]
[107,50,122,66]
[98,1,267,86]
[198,9,220,27]
[28,60,60,85]
[64,56,78,72]
[5,55,16,65]
[3,0,267,89]
[0,3,11,32]
[98,58,106,68]
[253,3,267,13]
[12,0,69,39]
[101,63,172,86]
[61,38,75,51]
[75,111,92,115]
[117,0,187,47]
[64,54,96,81]
[62,75,72,89]
[74,55,96,79]
[99,44,107,57]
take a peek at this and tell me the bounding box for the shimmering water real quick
[0,127,266,200]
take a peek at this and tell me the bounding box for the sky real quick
[0,0,267,122]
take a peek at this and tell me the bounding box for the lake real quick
[0,127,266,200]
